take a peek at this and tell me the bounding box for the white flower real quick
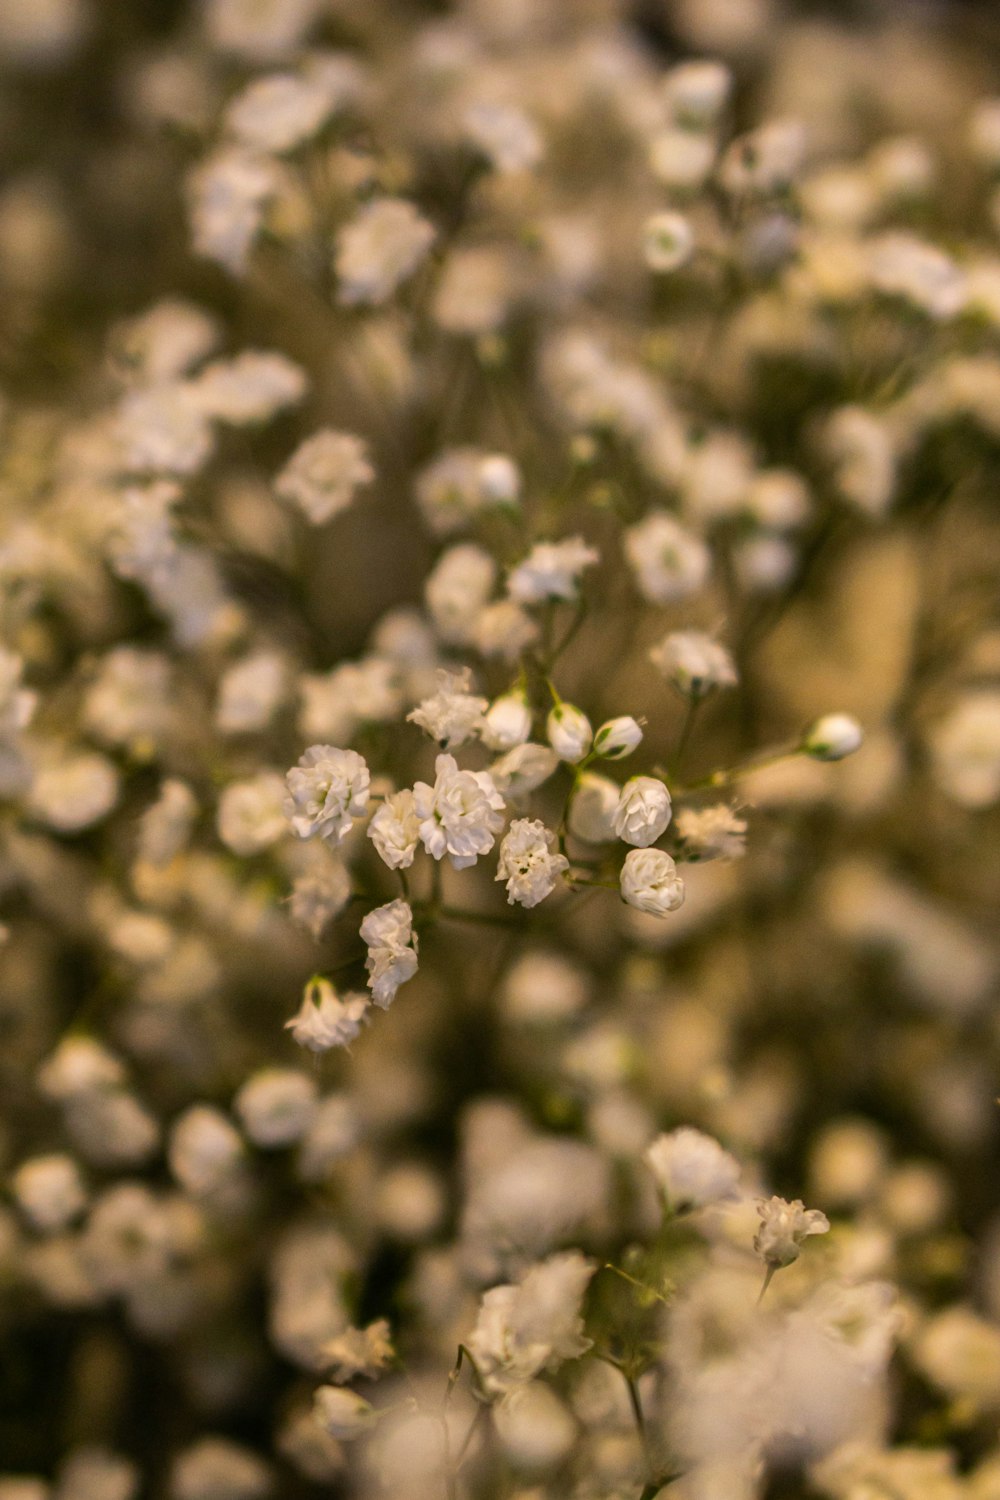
[546,703,593,763]
[643,211,694,273]
[192,351,307,424]
[288,860,351,939]
[644,1128,741,1212]
[413,753,505,869]
[299,657,401,743]
[928,691,1000,807]
[275,429,374,524]
[473,600,540,661]
[0,648,36,740]
[424,544,496,645]
[649,128,717,191]
[234,1069,317,1147]
[467,1252,596,1396]
[675,804,747,860]
[481,693,533,752]
[754,1195,830,1268]
[12,1153,87,1232]
[313,1386,377,1440]
[284,978,369,1053]
[217,771,287,856]
[360,899,418,1008]
[186,148,280,276]
[568,772,621,843]
[284,745,370,843]
[620,848,685,915]
[623,512,710,604]
[407,666,488,748]
[649,631,738,697]
[802,713,864,761]
[663,59,732,126]
[821,406,896,517]
[29,750,120,833]
[415,448,520,535]
[216,651,286,734]
[223,69,344,155]
[496,820,569,909]
[203,0,322,60]
[507,537,599,604]
[170,1437,271,1500]
[613,776,672,847]
[719,119,807,196]
[593,716,643,760]
[115,382,214,476]
[334,198,436,305]
[367,788,420,870]
[489,743,559,799]
[37,1036,126,1100]
[167,1105,244,1195]
[464,101,542,173]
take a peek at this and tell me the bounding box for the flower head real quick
[284,746,370,843]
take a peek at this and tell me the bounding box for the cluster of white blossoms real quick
[2,0,1000,1497]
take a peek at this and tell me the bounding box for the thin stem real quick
[756,1264,777,1306]
[623,1370,656,1488]
[678,741,802,794]
[668,698,701,781]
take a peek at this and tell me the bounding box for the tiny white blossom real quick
[928,691,1000,808]
[234,1069,317,1147]
[167,1106,244,1195]
[367,788,420,870]
[217,771,287,856]
[663,59,732,127]
[186,148,280,275]
[675,804,747,860]
[649,631,738,697]
[754,1195,830,1268]
[464,101,542,173]
[12,1153,87,1232]
[568,772,621,843]
[360,899,418,1008]
[275,429,374,525]
[407,667,488,748]
[223,69,345,155]
[467,1252,596,1396]
[424,543,497,646]
[313,1386,377,1440]
[643,211,694,273]
[192,351,307,425]
[284,746,370,843]
[613,776,672,847]
[623,512,710,604]
[546,703,593,763]
[285,978,369,1053]
[489,743,559,799]
[645,1127,741,1212]
[0,648,36,740]
[496,819,569,909]
[507,537,599,604]
[216,651,287,734]
[413,753,505,869]
[288,860,351,939]
[334,197,436,305]
[620,848,685,915]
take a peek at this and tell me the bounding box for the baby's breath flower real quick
[496,819,569,908]
[754,1195,830,1269]
[413,753,505,869]
[644,211,694,272]
[675,804,747,860]
[481,692,533,752]
[359,899,418,1008]
[275,430,374,525]
[593,715,643,760]
[546,703,593,764]
[334,197,436,306]
[623,512,710,604]
[367,788,420,870]
[802,713,864,761]
[619,847,685,915]
[285,978,369,1053]
[645,1127,741,1212]
[649,631,737,697]
[407,667,488,748]
[507,537,599,604]
[284,745,370,844]
[613,776,672,847]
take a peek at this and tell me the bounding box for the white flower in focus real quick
[234,1069,318,1147]
[360,899,418,1009]
[613,776,672,847]
[546,703,593,763]
[507,537,599,604]
[467,1251,596,1396]
[424,544,496,645]
[675,804,747,860]
[167,1105,244,1196]
[568,772,620,843]
[645,1127,741,1212]
[623,513,710,604]
[12,1153,87,1232]
[593,716,643,760]
[284,979,369,1053]
[217,771,287,856]
[313,1386,377,1440]
[413,753,505,869]
[802,714,864,761]
[496,819,569,909]
[489,743,559,799]
[481,693,533,752]
[334,198,436,305]
[928,691,1000,808]
[284,746,370,844]
[407,667,488,748]
[644,211,694,272]
[620,848,685,915]
[367,788,420,870]
[754,1195,830,1268]
[275,429,374,525]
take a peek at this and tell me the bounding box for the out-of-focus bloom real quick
[234,1069,318,1147]
[407,667,488,748]
[334,198,436,305]
[275,430,374,525]
[467,1251,596,1396]
[312,1387,377,1440]
[644,211,694,272]
[645,1128,742,1211]
[675,804,747,860]
[649,631,738,697]
[568,772,621,843]
[928,691,1000,807]
[624,513,710,604]
[507,537,599,603]
[803,714,864,761]
[481,693,533,752]
[217,772,287,856]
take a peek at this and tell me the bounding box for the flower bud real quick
[568,772,620,843]
[546,703,592,763]
[313,1386,378,1440]
[593,715,643,760]
[482,692,533,752]
[802,713,864,761]
[613,776,672,847]
[620,848,685,915]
